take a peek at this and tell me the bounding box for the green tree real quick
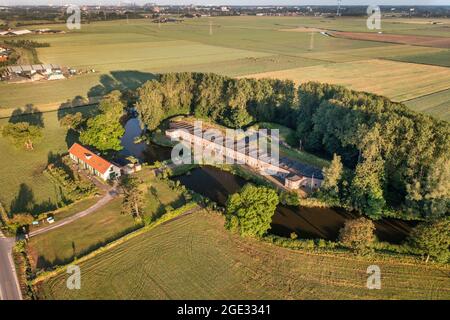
[409,218,450,263]
[338,217,375,254]
[79,92,125,152]
[59,112,85,131]
[135,80,164,131]
[120,175,145,220]
[350,125,386,219]
[80,116,124,152]
[322,153,343,192]
[279,191,300,206]
[225,184,279,237]
[1,122,42,150]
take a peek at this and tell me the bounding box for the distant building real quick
[0,29,32,36]
[5,64,64,81]
[69,143,121,181]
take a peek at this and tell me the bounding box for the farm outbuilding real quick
[69,143,121,181]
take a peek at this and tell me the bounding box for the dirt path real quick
[29,188,118,238]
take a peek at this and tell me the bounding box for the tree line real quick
[135,72,449,221]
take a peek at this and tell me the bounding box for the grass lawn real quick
[0,105,98,216]
[28,197,138,271]
[134,168,186,220]
[36,210,450,300]
[252,122,331,169]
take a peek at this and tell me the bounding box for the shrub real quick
[339,217,375,255]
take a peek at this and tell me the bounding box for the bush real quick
[339,217,375,255]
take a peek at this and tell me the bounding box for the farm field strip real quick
[298,45,446,63]
[405,88,450,121]
[37,41,271,69]
[245,59,450,102]
[389,50,450,68]
[36,211,450,300]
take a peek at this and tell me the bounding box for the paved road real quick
[0,231,22,300]
[29,188,118,238]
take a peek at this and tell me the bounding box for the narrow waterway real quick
[121,118,416,244]
[120,118,172,163]
[173,166,417,243]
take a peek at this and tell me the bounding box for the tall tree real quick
[59,112,85,132]
[1,122,42,150]
[225,184,279,237]
[79,91,125,152]
[135,80,164,131]
[322,153,343,192]
[120,175,145,220]
[409,218,450,263]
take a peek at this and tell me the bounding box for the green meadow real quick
[0,105,97,216]
[36,210,450,300]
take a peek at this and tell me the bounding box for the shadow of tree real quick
[8,104,44,127]
[9,183,58,217]
[87,71,157,99]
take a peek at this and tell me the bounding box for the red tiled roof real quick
[68,143,113,174]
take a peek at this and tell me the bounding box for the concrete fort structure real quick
[166,121,323,190]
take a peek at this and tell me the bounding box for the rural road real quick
[0,231,22,300]
[29,188,118,238]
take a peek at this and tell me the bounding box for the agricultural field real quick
[0,15,449,214]
[36,210,450,300]
[0,16,448,121]
[390,50,450,68]
[28,197,138,271]
[245,59,450,102]
[405,88,450,121]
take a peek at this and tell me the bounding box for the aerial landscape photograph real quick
[0,0,449,307]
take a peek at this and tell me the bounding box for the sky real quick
[2,1,449,6]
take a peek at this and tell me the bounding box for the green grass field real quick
[27,169,186,272]
[0,105,98,216]
[36,210,450,300]
[405,88,450,121]
[28,197,138,271]
[390,50,450,68]
[246,59,450,102]
[134,168,186,220]
[2,16,449,120]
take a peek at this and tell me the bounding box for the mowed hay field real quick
[246,59,450,102]
[2,17,449,114]
[405,88,450,121]
[37,211,450,300]
[0,16,448,124]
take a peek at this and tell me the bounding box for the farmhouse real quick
[68,143,121,181]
